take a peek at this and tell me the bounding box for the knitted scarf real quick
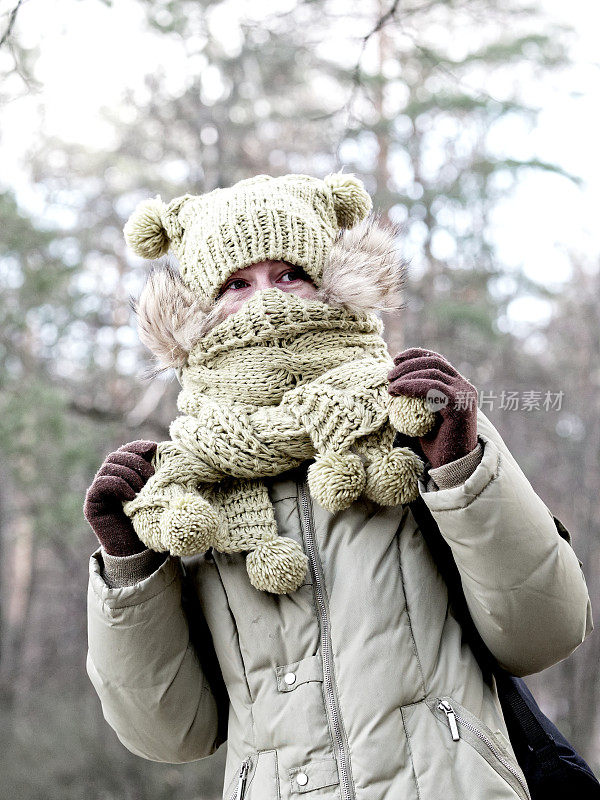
[123,289,435,594]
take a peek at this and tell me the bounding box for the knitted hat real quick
[123,172,372,306]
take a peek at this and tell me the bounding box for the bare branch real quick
[308,1,404,129]
[364,0,400,40]
[396,26,505,106]
[0,0,25,49]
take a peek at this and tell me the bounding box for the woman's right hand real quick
[83,440,157,556]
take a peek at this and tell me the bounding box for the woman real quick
[84,172,592,800]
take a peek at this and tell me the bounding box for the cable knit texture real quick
[124,172,373,306]
[123,290,435,594]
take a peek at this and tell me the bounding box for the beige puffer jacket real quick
[87,409,593,800]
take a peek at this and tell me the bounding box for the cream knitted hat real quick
[123,172,373,305]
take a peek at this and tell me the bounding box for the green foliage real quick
[0,375,121,547]
[462,33,567,67]
[428,298,497,337]
[0,190,76,376]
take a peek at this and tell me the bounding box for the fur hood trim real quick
[133,216,406,372]
[316,216,405,314]
[131,264,212,373]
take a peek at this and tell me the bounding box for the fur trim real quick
[132,260,217,373]
[134,217,406,371]
[316,216,406,314]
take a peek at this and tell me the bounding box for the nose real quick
[254,273,276,291]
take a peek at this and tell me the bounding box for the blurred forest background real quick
[0,0,598,797]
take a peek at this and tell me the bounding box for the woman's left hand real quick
[387,347,478,468]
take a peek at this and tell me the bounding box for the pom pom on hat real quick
[325,172,373,229]
[124,196,171,260]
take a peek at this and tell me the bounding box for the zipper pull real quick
[236,758,251,800]
[438,700,460,741]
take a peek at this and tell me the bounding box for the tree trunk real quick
[0,503,36,722]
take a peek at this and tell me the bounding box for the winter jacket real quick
[86,408,593,800]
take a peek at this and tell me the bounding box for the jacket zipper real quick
[437,700,530,800]
[229,757,251,800]
[299,479,355,800]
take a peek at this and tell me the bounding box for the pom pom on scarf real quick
[364,447,424,506]
[159,494,225,556]
[246,538,309,594]
[388,395,437,438]
[307,451,366,512]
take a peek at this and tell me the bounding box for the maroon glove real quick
[83,440,157,556]
[388,348,478,468]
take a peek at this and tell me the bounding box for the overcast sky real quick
[1,0,599,325]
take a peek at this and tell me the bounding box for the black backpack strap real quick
[494,672,561,770]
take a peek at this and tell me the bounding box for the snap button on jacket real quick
[87,409,593,800]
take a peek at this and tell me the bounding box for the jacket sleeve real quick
[418,408,593,677]
[86,548,222,762]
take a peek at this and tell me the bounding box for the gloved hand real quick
[83,440,157,556]
[388,348,478,468]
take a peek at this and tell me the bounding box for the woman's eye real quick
[225,279,249,291]
[280,270,303,282]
